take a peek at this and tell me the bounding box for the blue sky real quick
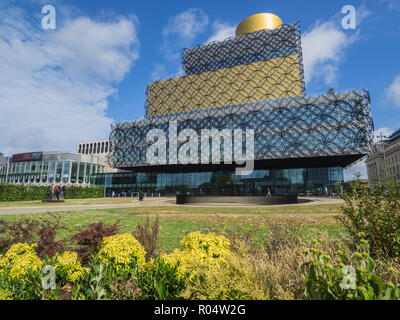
[0,0,400,180]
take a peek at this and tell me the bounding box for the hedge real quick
[62,186,103,199]
[0,184,103,202]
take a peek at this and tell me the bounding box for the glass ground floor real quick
[90,167,344,197]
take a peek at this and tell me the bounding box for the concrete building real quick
[76,140,120,173]
[77,140,110,156]
[366,128,400,183]
[0,151,105,187]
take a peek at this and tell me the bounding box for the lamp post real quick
[377,132,388,179]
[5,159,9,184]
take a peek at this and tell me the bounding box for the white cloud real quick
[386,74,400,107]
[302,20,359,85]
[379,0,400,11]
[162,8,209,43]
[206,22,236,44]
[151,63,168,81]
[161,9,209,62]
[0,5,139,156]
[46,16,139,83]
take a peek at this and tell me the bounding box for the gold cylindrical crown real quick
[236,13,283,37]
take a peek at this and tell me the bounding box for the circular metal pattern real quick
[108,90,374,169]
[107,21,374,170]
[146,23,306,117]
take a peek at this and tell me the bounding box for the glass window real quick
[55,161,63,183]
[85,163,91,183]
[48,161,56,183]
[41,161,48,183]
[71,162,78,183]
[25,162,31,173]
[62,162,71,183]
[78,163,85,183]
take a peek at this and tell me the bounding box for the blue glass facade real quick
[91,167,343,197]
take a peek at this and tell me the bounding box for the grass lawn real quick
[0,197,138,208]
[0,203,348,253]
[111,203,342,215]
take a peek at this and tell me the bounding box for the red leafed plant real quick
[71,221,120,264]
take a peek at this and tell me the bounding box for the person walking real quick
[54,185,60,201]
[266,188,272,197]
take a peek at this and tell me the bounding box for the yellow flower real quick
[0,288,13,300]
[54,251,88,283]
[98,234,146,270]
[3,243,42,279]
[55,251,79,267]
[162,232,232,278]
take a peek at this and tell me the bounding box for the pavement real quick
[0,196,343,216]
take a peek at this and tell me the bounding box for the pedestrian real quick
[112,190,115,198]
[266,188,272,197]
[54,185,60,201]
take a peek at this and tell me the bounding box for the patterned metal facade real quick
[146,23,305,117]
[109,21,374,172]
[109,91,373,169]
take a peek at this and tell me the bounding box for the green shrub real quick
[337,179,400,258]
[0,243,57,300]
[181,242,269,300]
[0,184,47,201]
[0,288,13,300]
[63,186,103,199]
[301,235,400,300]
[136,258,187,300]
[0,184,103,202]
